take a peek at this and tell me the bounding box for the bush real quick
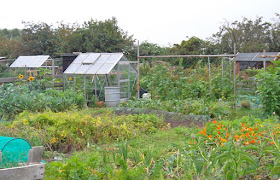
[256,60,280,115]
[6,110,168,152]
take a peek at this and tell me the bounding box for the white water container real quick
[105,87,121,107]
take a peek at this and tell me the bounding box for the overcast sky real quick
[1,0,279,46]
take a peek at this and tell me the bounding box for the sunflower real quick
[69,77,73,81]
[18,74,23,79]
[29,76,34,81]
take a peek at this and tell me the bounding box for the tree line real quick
[0,14,279,67]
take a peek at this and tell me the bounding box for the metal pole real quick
[128,64,130,99]
[137,40,140,99]
[117,63,120,86]
[84,75,86,101]
[208,57,211,93]
[73,75,76,95]
[94,75,97,98]
[233,43,237,112]
[222,58,224,78]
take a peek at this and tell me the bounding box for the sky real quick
[1,0,279,46]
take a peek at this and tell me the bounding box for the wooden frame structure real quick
[0,146,45,180]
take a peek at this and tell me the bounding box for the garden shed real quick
[63,52,138,107]
[10,55,56,76]
[232,52,280,74]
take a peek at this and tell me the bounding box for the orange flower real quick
[218,131,221,134]
[249,128,253,132]
[250,140,255,144]
[234,135,239,139]
[259,133,262,136]
[225,132,229,138]
[217,126,221,130]
[208,135,212,138]
[258,141,260,144]
[212,121,217,124]
[220,138,227,142]
[246,132,250,137]
[270,142,275,145]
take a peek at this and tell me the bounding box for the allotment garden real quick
[1,58,280,179]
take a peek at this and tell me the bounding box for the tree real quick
[20,22,57,56]
[211,15,280,53]
[69,17,134,54]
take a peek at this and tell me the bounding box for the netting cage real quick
[63,53,138,107]
[0,136,31,168]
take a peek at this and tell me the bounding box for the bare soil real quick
[164,118,203,128]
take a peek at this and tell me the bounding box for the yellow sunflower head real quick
[69,77,73,81]
[18,75,23,79]
[29,76,34,82]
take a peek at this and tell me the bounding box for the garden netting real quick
[0,136,31,168]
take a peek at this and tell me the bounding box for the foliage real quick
[211,15,280,53]
[3,110,167,152]
[42,115,280,179]
[183,116,280,179]
[140,62,233,101]
[0,81,85,120]
[121,99,230,120]
[256,60,280,115]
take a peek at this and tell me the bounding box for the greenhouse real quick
[9,55,58,76]
[63,53,138,106]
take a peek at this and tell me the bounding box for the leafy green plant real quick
[256,60,280,115]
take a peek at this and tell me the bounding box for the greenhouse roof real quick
[64,53,128,75]
[232,52,280,62]
[10,55,50,68]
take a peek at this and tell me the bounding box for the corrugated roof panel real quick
[64,63,81,74]
[255,52,279,61]
[82,53,100,64]
[233,52,279,62]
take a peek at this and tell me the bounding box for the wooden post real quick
[27,146,43,164]
[263,60,266,77]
